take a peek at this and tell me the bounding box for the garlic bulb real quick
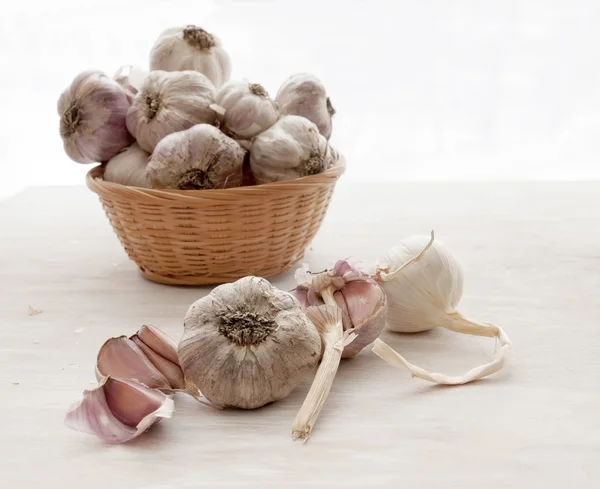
[147,124,245,190]
[372,232,512,385]
[104,143,150,188]
[96,325,185,391]
[213,81,278,139]
[178,276,321,409]
[126,70,217,153]
[57,70,134,163]
[294,261,387,358]
[114,65,149,96]
[149,25,231,88]
[249,115,336,184]
[65,376,174,443]
[276,73,335,139]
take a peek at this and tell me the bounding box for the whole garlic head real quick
[276,73,335,139]
[249,115,336,184]
[179,276,321,409]
[58,70,134,163]
[147,124,246,190]
[126,70,217,153]
[150,25,231,88]
[214,81,278,139]
[104,143,150,188]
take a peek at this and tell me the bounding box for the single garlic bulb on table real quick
[57,70,134,163]
[276,73,335,139]
[178,276,321,409]
[372,232,512,385]
[213,81,278,139]
[150,25,231,88]
[147,124,246,190]
[103,143,150,188]
[126,70,217,153]
[249,115,337,184]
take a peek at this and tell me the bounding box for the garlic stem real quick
[372,321,512,385]
[292,302,344,441]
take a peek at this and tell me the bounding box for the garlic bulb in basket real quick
[147,124,245,190]
[214,81,278,139]
[57,70,134,163]
[249,115,336,184]
[149,25,231,88]
[372,232,512,385]
[276,73,335,139]
[104,143,150,188]
[126,70,217,153]
[178,276,321,409]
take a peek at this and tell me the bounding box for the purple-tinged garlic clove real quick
[65,376,174,443]
[136,324,180,364]
[130,334,185,390]
[96,336,171,391]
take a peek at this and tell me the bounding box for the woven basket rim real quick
[86,157,346,202]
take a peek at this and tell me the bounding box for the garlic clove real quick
[65,376,174,443]
[96,336,171,391]
[130,334,185,390]
[136,324,180,364]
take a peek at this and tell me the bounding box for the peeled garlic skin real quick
[179,276,321,409]
[150,25,231,88]
[215,81,278,139]
[379,235,464,333]
[58,70,134,163]
[249,115,335,184]
[104,143,150,188]
[276,73,334,139]
[147,124,245,190]
[65,376,174,443]
[126,70,217,153]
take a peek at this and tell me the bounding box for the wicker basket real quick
[86,160,345,285]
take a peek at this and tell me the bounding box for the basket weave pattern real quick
[86,162,344,285]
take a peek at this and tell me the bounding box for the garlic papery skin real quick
[178,276,322,409]
[103,143,150,188]
[147,124,246,190]
[249,115,336,184]
[372,231,512,385]
[114,65,149,96]
[58,70,134,163]
[149,25,231,88]
[294,261,387,359]
[214,81,278,139]
[65,376,174,443]
[126,70,217,153]
[96,336,174,391]
[276,73,335,139]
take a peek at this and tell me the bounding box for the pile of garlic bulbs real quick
[57,25,340,190]
[66,232,512,444]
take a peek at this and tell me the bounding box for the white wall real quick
[2,0,599,198]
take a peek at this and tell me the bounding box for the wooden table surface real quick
[1,182,599,488]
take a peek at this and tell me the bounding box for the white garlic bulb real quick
[103,143,150,188]
[113,65,149,96]
[57,70,134,163]
[147,124,245,190]
[126,70,217,153]
[214,81,278,139]
[149,25,231,88]
[249,115,336,184]
[372,232,512,385]
[276,73,335,139]
[178,276,321,409]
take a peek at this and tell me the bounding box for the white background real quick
[1,0,599,198]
